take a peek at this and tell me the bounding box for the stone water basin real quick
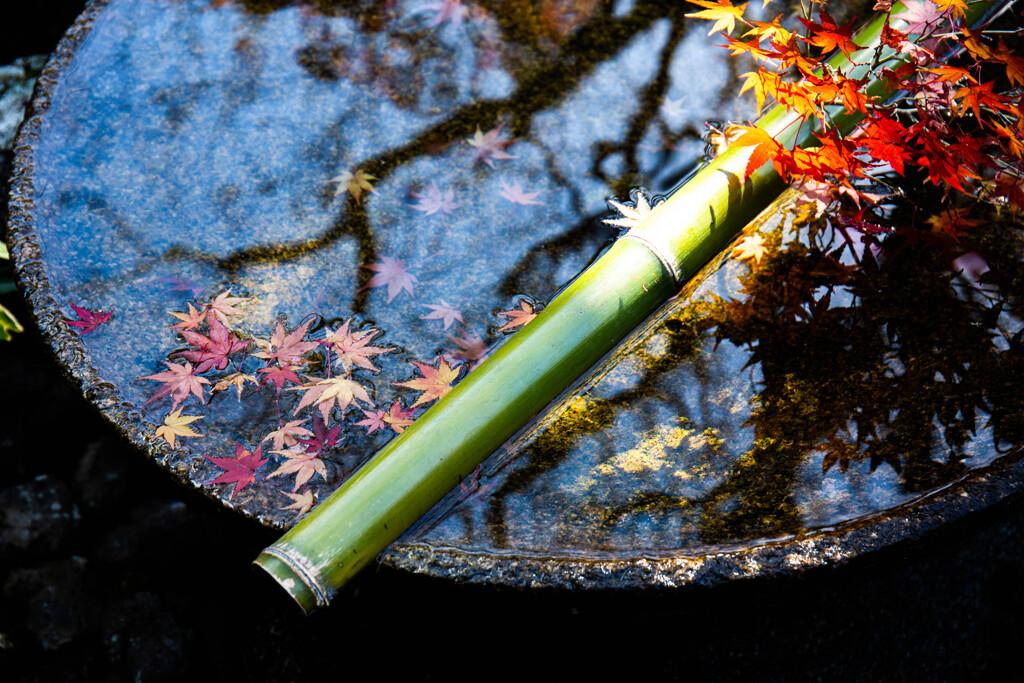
[8,0,1023,588]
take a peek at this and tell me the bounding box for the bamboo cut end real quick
[253,546,331,615]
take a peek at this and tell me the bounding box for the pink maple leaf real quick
[466,125,516,167]
[420,300,463,330]
[422,0,469,28]
[141,361,210,410]
[498,179,542,205]
[64,302,113,335]
[204,442,267,499]
[177,316,249,373]
[359,255,418,303]
[410,182,461,217]
[252,319,318,366]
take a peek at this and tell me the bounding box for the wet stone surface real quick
[7,0,1024,591]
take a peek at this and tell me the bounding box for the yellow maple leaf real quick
[155,408,203,449]
[685,0,750,36]
[731,233,769,263]
[330,169,377,204]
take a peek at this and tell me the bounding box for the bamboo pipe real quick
[255,0,998,612]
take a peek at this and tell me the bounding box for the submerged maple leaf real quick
[410,182,461,217]
[359,255,418,303]
[141,361,210,410]
[64,302,113,335]
[330,169,377,204]
[422,0,469,28]
[497,300,539,332]
[420,300,463,330]
[603,191,662,230]
[204,442,267,499]
[155,408,203,449]
[394,357,460,407]
[498,179,542,206]
[447,329,489,364]
[466,125,516,167]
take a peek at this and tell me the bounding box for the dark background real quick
[2,2,1024,680]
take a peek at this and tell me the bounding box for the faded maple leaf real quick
[155,408,203,449]
[263,419,314,452]
[169,302,207,331]
[330,169,377,204]
[394,357,460,407]
[291,375,374,421]
[323,320,392,372]
[420,300,463,330]
[410,182,461,217]
[498,179,542,205]
[731,233,769,263]
[497,300,539,332]
[253,319,318,366]
[211,372,259,400]
[141,361,210,410]
[156,276,204,298]
[466,125,516,167]
[359,255,418,303]
[603,191,662,230]
[448,329,489,364]
[64,302,113,335]
[383,401,416,433]
[268,446,328,491]
[206,291,251,324]
[281,489,315,517]
[204,442,267,499]
[422,0,469,28]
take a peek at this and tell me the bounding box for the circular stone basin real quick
[9,0,1024,588]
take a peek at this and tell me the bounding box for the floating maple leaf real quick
[394,357,460,407]
[141,361,210,410]
[466,125,516,167]
[169,302,207,331]
[420,300,463,330]
[295,415,341,454]
[177,316,250,373]
[206,291,251,324]
[204,442,267,499]
[731,233,769,263]
[155,408,203,449]
[322,320,392,372]
[211,372,259,400]
[410,182,461,217]
[359,255,418,303]
[358,400,416,435]
[603,191,662,230]
[291,375,374,421]
[498,179,542,206]
[64,302,112,335]
[258,364,302,394]
[268,446,328,491]
[253,319,318,366]
[281,489,315,517]
[330,169,377,204]
[497,300,539,332]
[263,419,314,452]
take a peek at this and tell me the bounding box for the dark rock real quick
[0,475,80,555]
[73,438,129,514]
[102,592,185,682]
[92,499,191,565]
[3,556,93,651]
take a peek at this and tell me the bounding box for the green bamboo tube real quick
[256,0,997,612]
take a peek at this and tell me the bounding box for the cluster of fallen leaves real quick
[687,0,1023,252]
[124,278,543,517]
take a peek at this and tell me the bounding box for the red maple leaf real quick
[177,316,250,373]
[799,10,862,60]
[359,255,418,303]
[295,415,341,454]
[141,361,210,410]
[257,363,302,394]
[356,400,415,435]
[204,442,267,499]
[322,320,392,372]
[64,302,113,335]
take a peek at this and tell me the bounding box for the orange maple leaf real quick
[799,10,862,60]
[731,233,769,263]
[685,0,749,36]
[394,358,461,408]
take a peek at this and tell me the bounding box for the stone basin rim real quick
[7,0,1024,591]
